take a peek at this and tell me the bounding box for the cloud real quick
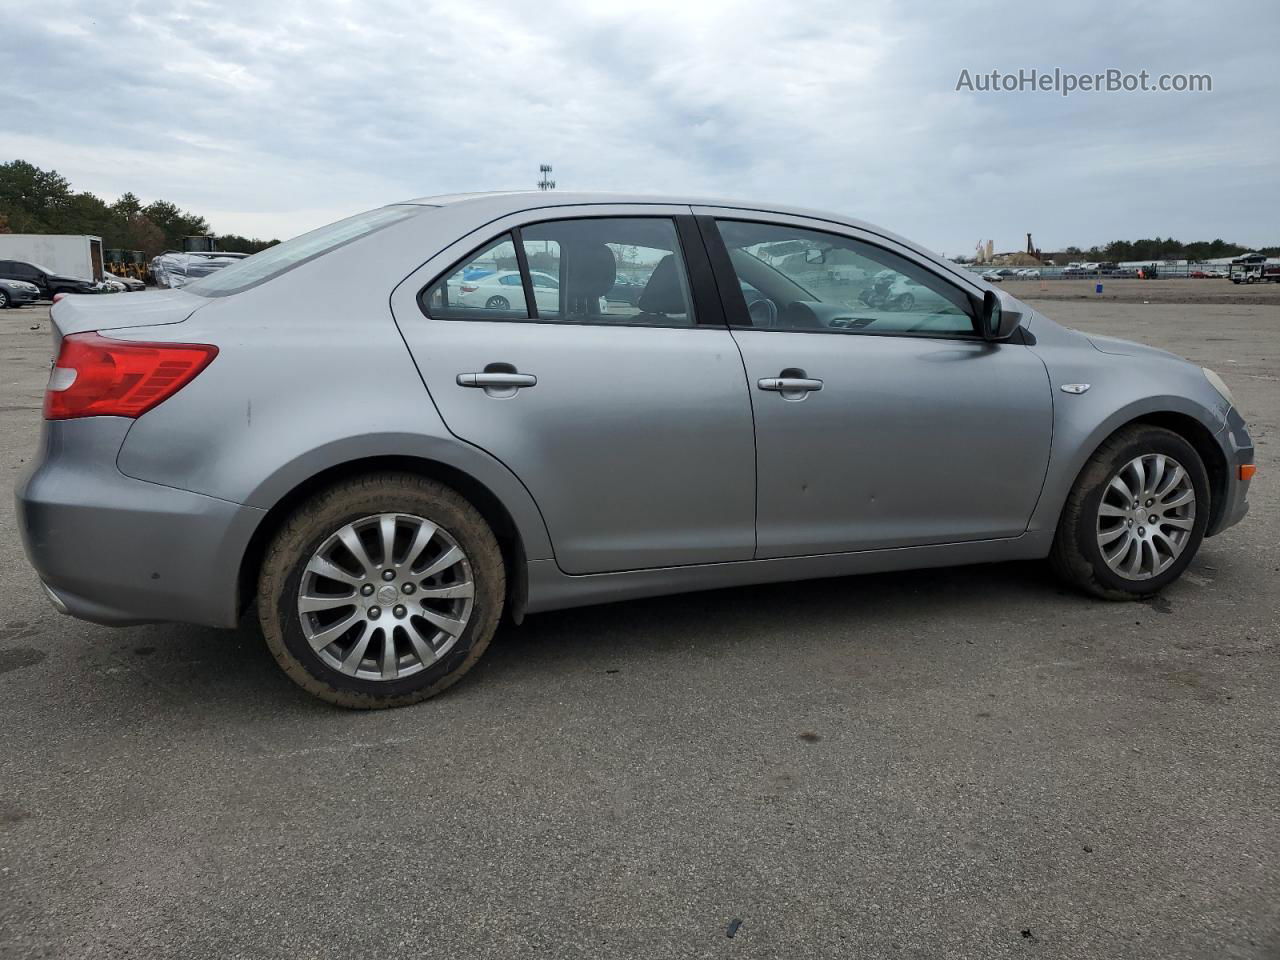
[3,0,1277,253]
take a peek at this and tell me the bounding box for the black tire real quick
[485,295,510,310]
[257,472,505,708]
[0,290,8,309]
[1050,425,1210,599]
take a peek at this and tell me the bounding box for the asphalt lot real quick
[0,294,1277,959]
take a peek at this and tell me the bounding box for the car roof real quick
[392,191,986,295]
[398,190,896,240]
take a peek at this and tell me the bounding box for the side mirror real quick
[804,248,827,265]
[981,289,1022,341]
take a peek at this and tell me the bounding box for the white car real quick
[456,270,607,314]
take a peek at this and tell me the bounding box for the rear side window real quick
[422,235,529,320]
[184,205,419,297]
[421,217,696,327]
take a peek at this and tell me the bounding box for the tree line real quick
[1061,237,1280,262]
[0,160,278,257]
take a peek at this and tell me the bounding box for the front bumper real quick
[15,418,264,628]
[5,288,40,305]
[1209,406,1253,536]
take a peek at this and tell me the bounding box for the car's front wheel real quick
[0,290,8,309]
[1051,424,1210,599]
[257,473,505,708]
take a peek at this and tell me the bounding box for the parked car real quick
[99,277,127,293]
[16,192,1255,708]
[454,269,608,314]
[0,259,98,298]
[0,277,41,308]
[104,270,146,292]
[606,276,646,306]
[981,270,1003,281]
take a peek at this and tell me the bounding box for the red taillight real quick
[44,332,218,420]
[51,293,66,304]
[460,284,478,293]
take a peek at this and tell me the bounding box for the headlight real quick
[1202,367,1235,407]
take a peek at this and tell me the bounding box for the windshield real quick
[185,204,420,297]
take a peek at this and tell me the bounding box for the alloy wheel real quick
[1096,453,1196,580]
[297,513,475,680]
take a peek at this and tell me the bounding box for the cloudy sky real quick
[6,0,1278,256]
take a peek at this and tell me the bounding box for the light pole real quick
[537,164,556,191]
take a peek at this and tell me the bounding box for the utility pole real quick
[537,164,556,191]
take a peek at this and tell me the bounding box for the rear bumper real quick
[1209,406,1253,537]
[15,418,263,628]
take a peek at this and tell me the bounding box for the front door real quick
[393,213,756,575]
[702,214,1053,558]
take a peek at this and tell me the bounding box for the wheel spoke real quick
[299,592,356,614]
[340,626,374,675]
[1098,503,1129,518]
[402,520,438,570]
[419,606,466,637]
[1160,489,1194,510]
[379,515,398,568]
[1108,475,1134,502]
[1098,525,1128,547]
[1160,516,1194,530]
[380,629,399,680]
[306,555,362,588]
[418,545,463,580]
[1147,455,1166,497]
[307,610,363,652]
[1155,465,1185,499]
[418,580,474,600]
[1129,458,1146,498]
[337,526,376,577]
[1104,531,1132,564]
[1124,539,1144,577]
[405,619,441,667]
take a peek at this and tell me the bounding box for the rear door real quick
[390,208,756,575]
[697,210,1053,557]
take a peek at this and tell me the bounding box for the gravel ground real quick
[0,296,1276,960]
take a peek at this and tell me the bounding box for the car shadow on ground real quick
[83,558,1083,717]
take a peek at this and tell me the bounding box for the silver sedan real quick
[16,192,1254,707]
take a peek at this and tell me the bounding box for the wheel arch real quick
[237,454,535,626]
[1037,405,1229,540]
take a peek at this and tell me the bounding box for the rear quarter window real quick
[184,205,420,297]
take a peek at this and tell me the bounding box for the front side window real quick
[715,220,975,336]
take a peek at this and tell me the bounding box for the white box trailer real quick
[0,234,103,282]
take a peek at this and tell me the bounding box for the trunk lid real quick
[50,289,207,338]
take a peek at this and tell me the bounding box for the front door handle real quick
[457,369,537,398]
[757,370,823,401]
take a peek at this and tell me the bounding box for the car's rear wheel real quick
[257,472,504,708]
[1051,425,1210,599]
[485,295,510,310]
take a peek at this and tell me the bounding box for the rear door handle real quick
[457,373,538,388]
[757,373,823,401]
[457,369,537,399]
